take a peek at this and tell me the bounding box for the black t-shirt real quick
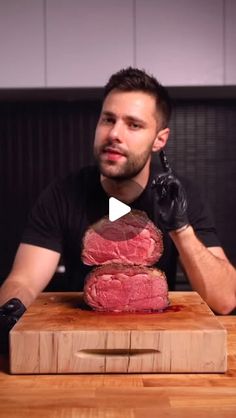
[22,164,221,291]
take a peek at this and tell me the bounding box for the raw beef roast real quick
[82,210,163,266]
[83,264,169,312]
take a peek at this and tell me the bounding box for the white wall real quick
[0,0,235,87]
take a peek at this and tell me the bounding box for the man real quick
[1,68,236,347]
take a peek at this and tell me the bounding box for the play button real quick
[85,177,149,241]
[109,197,131,222]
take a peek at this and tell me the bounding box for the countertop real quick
[1,316,236,417]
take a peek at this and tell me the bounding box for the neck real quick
[100,162,151,203]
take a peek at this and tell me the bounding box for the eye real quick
[101,116,115,125]
[129,122,141,130]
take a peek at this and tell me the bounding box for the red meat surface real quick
[82,210,163,266]
[83,264,169,312]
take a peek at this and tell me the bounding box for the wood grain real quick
[10,292,227,374]
[1,314,236,418]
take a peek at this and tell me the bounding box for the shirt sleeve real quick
[184,178,221,248]
[21,180,66,253]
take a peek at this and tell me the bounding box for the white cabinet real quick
[0,0,236,88]
[135,0,224,86]
[225,0,236,85]
[0,0,45,88]
[46,0,134,87]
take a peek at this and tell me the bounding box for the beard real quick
[94,145,152,181]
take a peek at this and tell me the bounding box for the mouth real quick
[101,147,126,161]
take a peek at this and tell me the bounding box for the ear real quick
[152,128,170,152]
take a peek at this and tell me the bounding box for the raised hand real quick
[152,150,189,232]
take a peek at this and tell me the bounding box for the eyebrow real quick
[101,111,115,117]
[101,111,146,125]
[126,115,146,125]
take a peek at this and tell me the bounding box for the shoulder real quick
[26,165,100,228]
[176,174,207,213]
[177,174,221,246]
[42,165,100,198]
[177,175,203,202]
[57,165,99,188]
[168,172,211,220]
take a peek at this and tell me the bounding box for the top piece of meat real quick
[82,210,163,266]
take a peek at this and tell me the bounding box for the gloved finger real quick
[0,298,26,316]
[167,180,180,199]
[152,172,171,188]
[153,173,175,188]
[152,174,171,200]
[159,150,172,173]
[0,315,18,330]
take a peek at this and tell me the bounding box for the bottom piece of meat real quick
[83,264,169,312]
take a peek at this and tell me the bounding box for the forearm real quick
[0,244,61,308]
[0,274,40,308]
[170,226,236,314]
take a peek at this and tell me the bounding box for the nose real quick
[109,120,123,142]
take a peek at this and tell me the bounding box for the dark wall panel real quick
[167,101,236,265]
[0,98,236,286]
[0,101,100,279]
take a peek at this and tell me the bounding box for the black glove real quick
[152,150,189,232]
[0,298,26,354]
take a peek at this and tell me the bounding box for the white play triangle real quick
[109,197,131,222]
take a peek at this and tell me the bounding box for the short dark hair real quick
[103,67,172,128]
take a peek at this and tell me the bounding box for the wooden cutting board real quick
[10,291,227,374]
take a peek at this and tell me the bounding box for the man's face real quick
[94,90,161,180]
